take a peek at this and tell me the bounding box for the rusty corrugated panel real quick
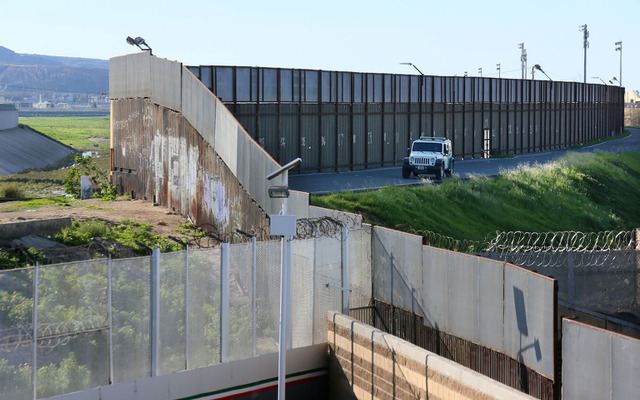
[111,98,271,243]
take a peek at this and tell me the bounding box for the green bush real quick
[0,182,26,199]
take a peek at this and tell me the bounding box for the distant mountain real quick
[0,46,108,69]
[0,46,108,96]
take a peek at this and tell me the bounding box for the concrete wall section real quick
[372,226,423,313]
[44,345,328,400]
[328,312,536,400]
[109,52,151,99]
[504,265,555,379]
[0,217,71,239]
[562,319,640,400]
[150,57,182,112]
[181,68,216,147]
[0,107,18,130]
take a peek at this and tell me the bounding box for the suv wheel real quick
[402,167,411,179]
[435,164,444,180]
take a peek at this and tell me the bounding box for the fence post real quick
[32,263,39,400]
[312,227,318,344]
[342,226,349,315]
[107,255,113,383]
[568,251,575,306]
[252,237,256,357]
[184,244,189,370]
[150,248,160,377]
[221,243,230,363]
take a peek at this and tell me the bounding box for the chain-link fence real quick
[0,217,363,400]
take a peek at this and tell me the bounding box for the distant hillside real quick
[0,46,108,69]
[0,46,108,96]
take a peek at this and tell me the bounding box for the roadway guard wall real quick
[372,226,557,381]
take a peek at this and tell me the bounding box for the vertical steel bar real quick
[150,248,160,377]
[341,225,349,315]
[221,242,230,363]
[568,252,575,306]
[32,263,39,400]
[108,255,114,383]
[184,244,189,370]
[311,227,318,344]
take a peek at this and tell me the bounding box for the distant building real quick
[625,91,640,104]
[0,104,18,130]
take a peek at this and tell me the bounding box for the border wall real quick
[562,318,640,400]
[187,65,625,173]
[328,312,536,400]
[109,53,309,240]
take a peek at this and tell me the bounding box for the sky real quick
[3,0,639,91]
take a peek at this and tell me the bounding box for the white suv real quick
[402,137,454,180]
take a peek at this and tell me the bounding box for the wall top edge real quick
[563,318,640,342]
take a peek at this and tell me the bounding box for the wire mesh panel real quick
[111,256,151,383]
[186,248,221,369]
[254,240,280,355]
[228,242,254,361]
[0,268,33,400]
[291,238,315,348]
[348,226,372,309]
[36,259,109,396]
[313,235,343,344]
[158,251,186,375]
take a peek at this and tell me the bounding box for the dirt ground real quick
[0,198,192,240]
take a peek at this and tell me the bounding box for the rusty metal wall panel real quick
[111,98,270,242]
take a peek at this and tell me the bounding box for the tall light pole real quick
[478,67,483,77]
[615,41,622,87]
[496,63,501,78]
[591,76,606,85]
[518,43,527,79]
[579,24,589,84]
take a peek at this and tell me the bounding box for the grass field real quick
[312,151,640,241]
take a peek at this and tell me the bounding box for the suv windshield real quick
[412,142,442,152]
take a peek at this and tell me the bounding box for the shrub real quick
[0,183,26,199]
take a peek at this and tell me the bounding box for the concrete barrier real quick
[0,217,71,239]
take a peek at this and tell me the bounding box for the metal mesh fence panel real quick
[36,330,108,398]
[348,226,372,309]
[313,235,342,344]
[228,242,254,361]
[254,240,280,355]
[291,238,315,348]
[159,251,186,375]
[111,256,151,383]
[186,248,221,369]
[0,268,33,400]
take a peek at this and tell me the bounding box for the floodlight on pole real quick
[267,158,302,400]
[591,76,606,85]
[496,63,501,78]
[579,25,589,84]
[478,67,482,77]
[126,36,153,55]
[615,41,622,87]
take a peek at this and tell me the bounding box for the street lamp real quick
[267,158,302,400]
[591,76,607,85]
[615,41,622,87]
[611,77,619,85]
[579,25,589,84]
[126,36,153,55]
[399,62,424,76]
[496,63,501,79]
[478,67,483,77]
[532,64,552,81]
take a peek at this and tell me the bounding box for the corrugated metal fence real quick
[187,65,624,173]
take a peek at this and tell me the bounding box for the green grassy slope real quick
[312,152,640,241]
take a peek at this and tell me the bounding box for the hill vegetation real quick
[312,151,640,241]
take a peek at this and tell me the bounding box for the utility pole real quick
[579,25,589,84]
[615,41,622,87]
[518,43,527,79]
[496,63,501,78]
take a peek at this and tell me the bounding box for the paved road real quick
[289,128,640,194]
